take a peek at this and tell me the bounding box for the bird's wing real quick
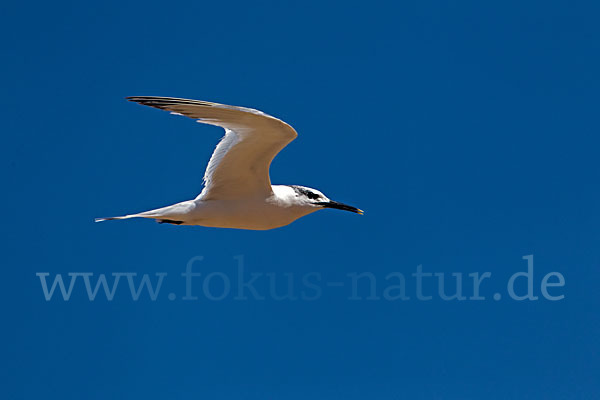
[127,96,298,200]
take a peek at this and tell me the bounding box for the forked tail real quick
[95,214,183,224]
[95,202,193,225]
[95,215,141,223]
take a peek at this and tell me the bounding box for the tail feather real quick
[95,214,142,222]
[95,202,193,224]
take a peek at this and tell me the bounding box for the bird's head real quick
[289,185,363,215]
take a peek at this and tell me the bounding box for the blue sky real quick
[2,1,599,399]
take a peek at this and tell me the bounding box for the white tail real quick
[95,201,193,224]
[94,214,142,222]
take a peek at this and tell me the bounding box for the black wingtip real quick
[126,96,161,102]
[125,96,148,105]
[125,96,176,111]
[126,96,215,107]
[126,96,153,103]
[157,219,184,225]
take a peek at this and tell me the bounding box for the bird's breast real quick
[188,198,316,230]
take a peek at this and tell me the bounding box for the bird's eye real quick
[290,185,322,200]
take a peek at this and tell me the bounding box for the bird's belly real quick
[189,200,313,230]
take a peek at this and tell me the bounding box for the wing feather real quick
[127,96,297,200]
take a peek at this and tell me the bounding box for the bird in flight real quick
[96,96,363,230]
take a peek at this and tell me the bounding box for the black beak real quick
[317,201,364,215]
